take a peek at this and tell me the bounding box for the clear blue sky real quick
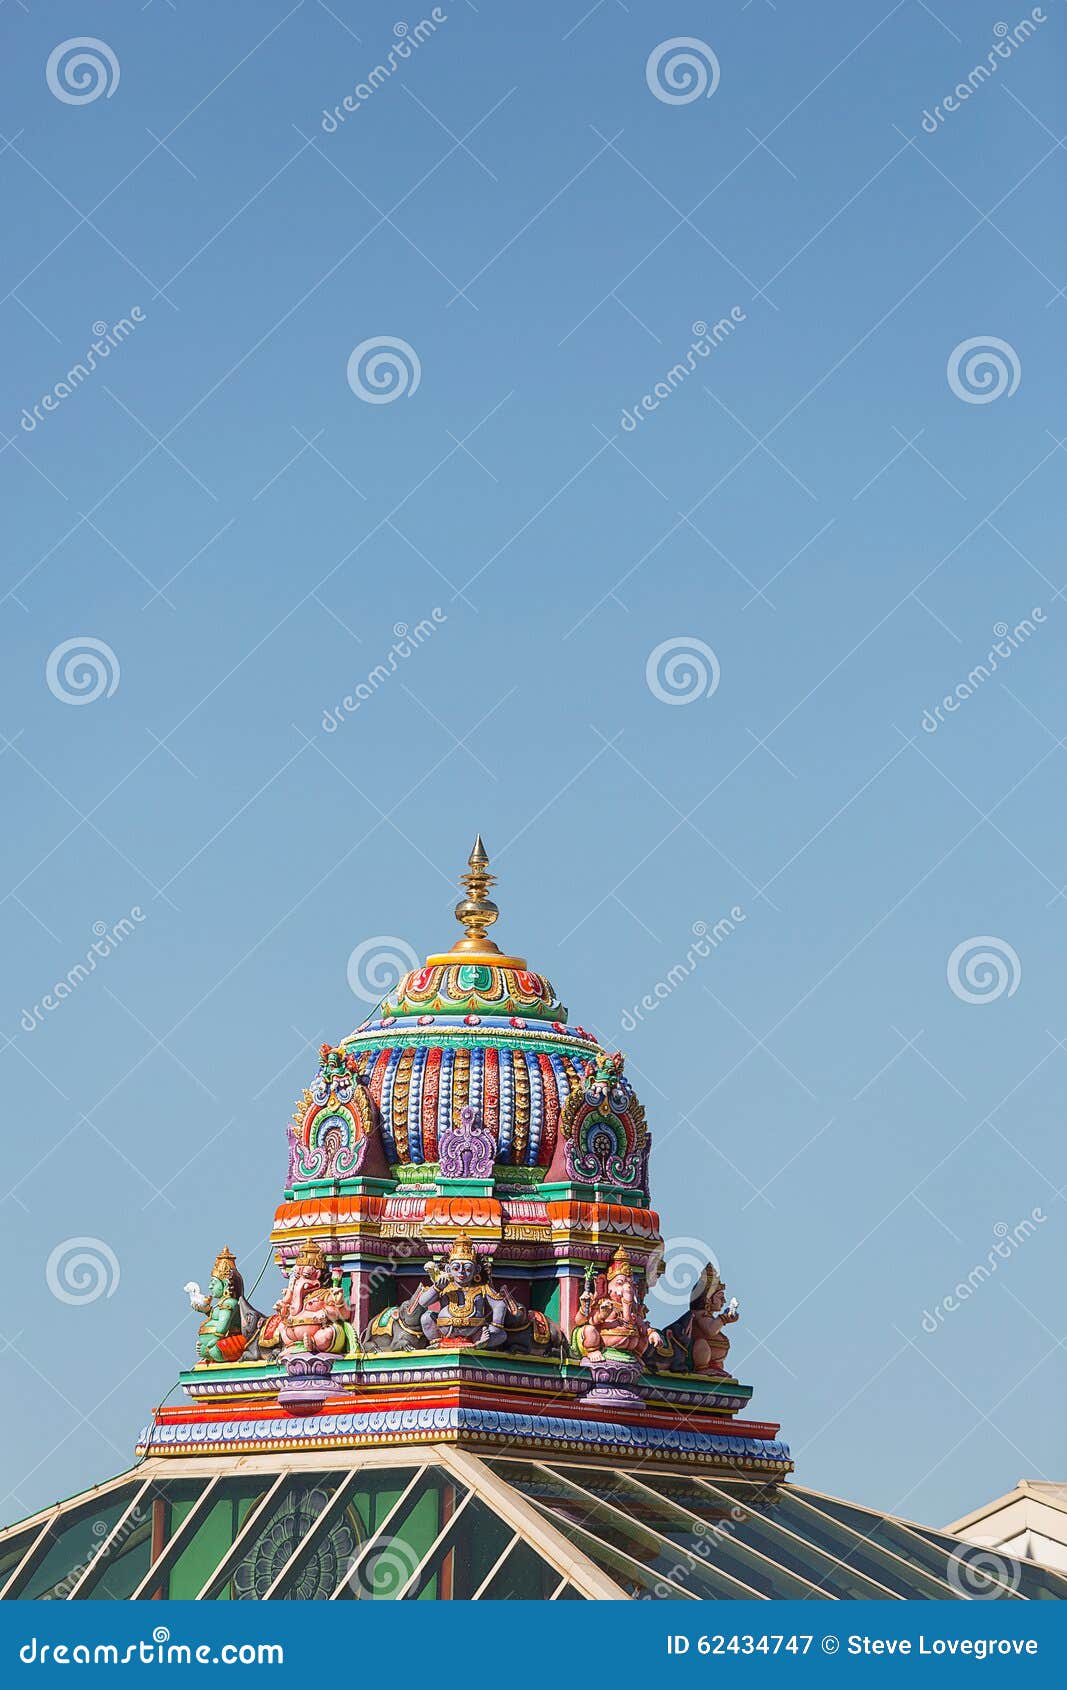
[1,0,1064,1530]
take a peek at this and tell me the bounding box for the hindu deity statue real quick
[184,1248,264,1365]
[364,1233,561,1354]
[257,1241,357,1357]
[656,1263,740,1377]
[583,1048,625,1112]
[571,1246,665,1364]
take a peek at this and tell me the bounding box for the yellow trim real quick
[423,952,528,969]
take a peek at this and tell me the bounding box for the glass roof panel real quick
[74,1479,211,1600]
[402,1492,514,1600]
[5,1487,139,1601]
[486,1460,748,1599]
[524,1503,697,1599]
[476,1535,568,1600]
[270,1467,418,1601]
[797,1493,1025,1600]
[0,1523,47,1597]
[704,1481,949,1600]
[224,1474,344,1601]
[540,1464,827,1601]
[903,1523,1067,1602]
[664,1474,904,1602]
[163,1475,280,1601]
[335,1469,466,1601]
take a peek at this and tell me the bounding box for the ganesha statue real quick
[653,1262,740,1377]
[570,1246,665,1365]
[364,1233,561,1355]
[257,1240,357,1358]
[184,1247,266,1365]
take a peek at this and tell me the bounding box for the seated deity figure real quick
[364,1233,562,1354]
[257,1241,356,1357]
[654,1262,741,1377]
[571,1246,665,1364]
[419,1233,509,1348]
[185,1247,264,1365]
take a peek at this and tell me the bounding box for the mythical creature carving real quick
[364,1232,562,1355]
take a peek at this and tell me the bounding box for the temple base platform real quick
[136,1349,792,1476]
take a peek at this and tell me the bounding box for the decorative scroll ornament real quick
[438,1104,495,1179]
[560,1077,648,1188]
[289,1046,376,1182]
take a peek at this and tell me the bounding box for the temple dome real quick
[309,839,633,1171]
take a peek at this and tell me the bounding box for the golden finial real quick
[451,835,502,954]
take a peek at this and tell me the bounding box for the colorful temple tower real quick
[5,846,1061,1599]
[151,838,791,1476]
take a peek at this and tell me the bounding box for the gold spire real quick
[424,837,528,967]
[451,835,502,954]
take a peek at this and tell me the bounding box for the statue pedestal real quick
[277,1351,336,1412]
[579,1357,646,1409]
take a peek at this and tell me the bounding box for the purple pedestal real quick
[277,1351,335,1412]
[579,1357,646,1409]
